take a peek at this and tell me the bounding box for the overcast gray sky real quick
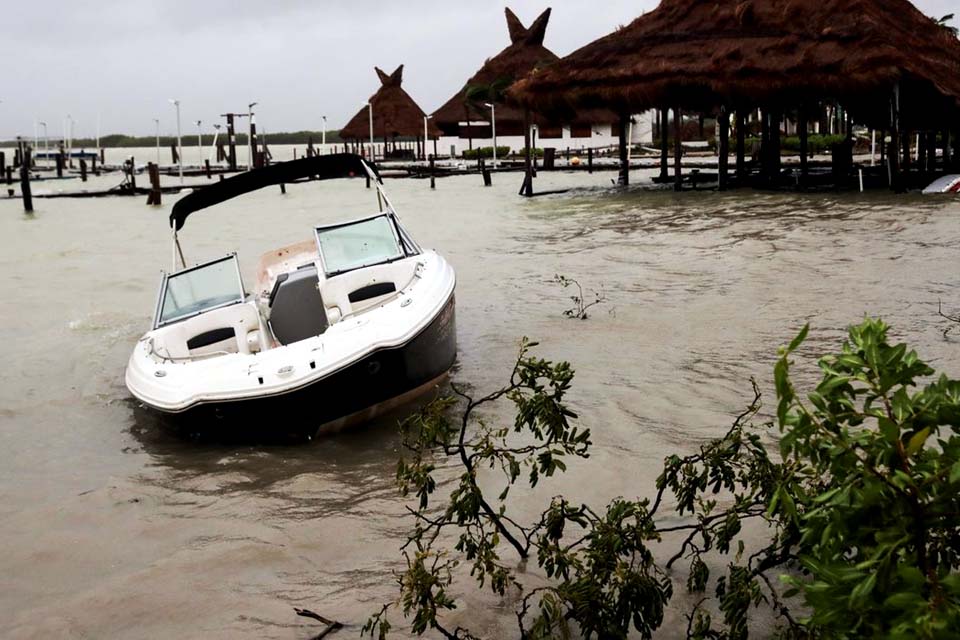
[2,0,956,139]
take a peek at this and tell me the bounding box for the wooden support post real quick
[280,183,286,194]
[587,147,593,174]
[889,86,902,192]
[718,106,729,191]
[204,159,211,179]
[5,166,11,185]
[736,110,746,181]
[429,155,436,189]
[56,147,64,178]
[146,162,161,205]
[659,107,669,181]
[926,131,936,174]
[617,113,629,186]
[480,157,492,186]
[170,142,179,165]
[760,109,771,182]
[92,154,99,176]
[80,159,87,182]
[520,113,534,197]
[799,104,809,188]
[0,152,4,177]
[99,148,105,165]
[770,108,782,183]
[918,131,928,174]
[943,129,951,169]
[674,105,683,192]
[880,129,886,165]
[20,147,33,212]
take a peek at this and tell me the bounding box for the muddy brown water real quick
[2,160,959,638]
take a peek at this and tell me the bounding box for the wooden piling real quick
[718,106,730,191]
[20,146,33,212]
[587,147,593,174]
[0,152,4,178]
[480,158,492,186]
[429,155,436,189]
[926,131,936,174]
[80,159,87,182]
[617,113,630,186]
[889,86,902,192]
[170,142,179,165]
[770,108,782,182]
[205,159,211,179]
[735,110,746,181]
[146,162,161,205]
[520,113,534,197]
[56,147,64,178]
[674,106,683,192]
[659,108,669,181]
[799,104,809,188]
[99,148,105,165]
[280,183,286,194]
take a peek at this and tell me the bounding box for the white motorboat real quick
[125,154,456,433]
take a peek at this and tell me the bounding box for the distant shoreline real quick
[0,130,344,149]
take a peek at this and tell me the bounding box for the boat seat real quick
[152,302,262,360]
[269,265,329,345]
[320,260,417,320]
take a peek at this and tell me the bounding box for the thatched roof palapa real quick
[433,8,616,137]
[510,0,960,129]
[341,65,441,141]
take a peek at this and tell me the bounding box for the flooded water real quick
[2,159,959,639]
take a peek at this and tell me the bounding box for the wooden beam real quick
[889,85,902,192]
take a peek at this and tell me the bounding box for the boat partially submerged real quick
[125,154,456,433]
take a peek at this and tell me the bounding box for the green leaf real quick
[906,428,930,456]
[788,324,810,352]
[950,461,960,485]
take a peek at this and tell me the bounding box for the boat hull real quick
[147,294,456,436]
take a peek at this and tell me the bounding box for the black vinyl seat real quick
[268,266,329,345]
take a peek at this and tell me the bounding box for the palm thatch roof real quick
[510,0,960,128]
[433,8,616,136]
[341,65,441,140]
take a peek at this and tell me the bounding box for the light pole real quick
[154,118,160,165]
[210,124,221,164]
[39,121,48,167]
[423,115,433,161]
[367,103,374,162]
[484,102,497,168]
[321,115,327,154]
[247,102,257,170]
[169,99,183,184]
[195,120,203,161]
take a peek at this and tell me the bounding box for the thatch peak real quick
[505,7,551,46]
[375,65,404,87]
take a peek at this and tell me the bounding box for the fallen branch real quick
[295,608,343,639]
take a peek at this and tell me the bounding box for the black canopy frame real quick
[169,154,381,232]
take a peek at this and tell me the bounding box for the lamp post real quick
[168,99,182,184]
[321,115,327,154]
[247,102,257,170]
[367,103,374,162]
[195,120,203,161]
[210,124,221,164]
[484,102,497,168]
[154,118,160,165]
[423,114,433,161]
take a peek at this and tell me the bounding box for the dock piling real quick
[20,145,33,213]
[146,162,161,205]
[429,155,436,189]
[80,159,87,182]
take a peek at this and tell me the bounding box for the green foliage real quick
[368,319,960,639]
[462,146,512,160]
[364,338,670,639]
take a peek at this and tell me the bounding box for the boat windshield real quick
[154,255,245,327]
[315,214,405,276]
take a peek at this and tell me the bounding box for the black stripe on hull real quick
[153,294,456,435]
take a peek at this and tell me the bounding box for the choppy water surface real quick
[1,163,958,638]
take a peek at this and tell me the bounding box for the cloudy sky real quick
[2,0,956,139]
